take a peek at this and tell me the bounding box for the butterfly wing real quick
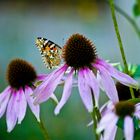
[35,37,62,69]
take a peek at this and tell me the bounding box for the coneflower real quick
[0,59,41,132]
[97,101,140,140]
[33,33,138,115]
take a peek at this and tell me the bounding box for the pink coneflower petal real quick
[6,92,17,132]
[33,72,54,97]
[100,101,114,116]
[36,74,48,81]
[25,86,40,122]
[50,94,58,104]
[15,88,27,124]
[83,68,100,105]
[33,64,68,97]
[34,73,64,104]
[0,86,11,118]
[54,68,74,115]
[78,69,93,112]
[96,58,139,88]
[97,72,104,91]
[87,120,93,127]
[97,112,117,133]
[100,102,108,116]
[33,74,53,98]
[135,103,140,112]
[61,75,78,87]
[124,116,134,140]
[87,101,114,127]
[94,64,119,103]
[134,103,140,118]
[34,65,68,105]
[103,117,117,140]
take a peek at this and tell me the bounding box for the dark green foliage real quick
[133,65,140,78]
[133,0,140,17]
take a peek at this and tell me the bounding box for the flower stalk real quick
[114,3,140,39]
[109,0,135,99]
[91,108,99,140]
[106,0,140,39]
[38,119,51,140]
[91,89,100,140]
[94,107,101,122]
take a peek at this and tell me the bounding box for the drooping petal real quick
[33,64,68,97]
[135,103,140,112]
[134,103,140,118]
[78,68,93,112]
[134,112,140,119]
[33,73,53,97]
[14,88,27,124]
[6,91,17,132]
[34,64,68,104]
[36,74,48,81]
[97,112,117,133]
[25,86,40,122]
[103,116,118,140]
[124,116,134,140]
[83,68,100,105]
[87,120,93,127]
[60,76,78,87]
[96,58,139,88]
[54,68,74,115]
[97,72,104,91]
[100,101,114,116]
[0,86,11,118]
[94,64,119,103]
[87,106,116,128]
[50,93,58,104]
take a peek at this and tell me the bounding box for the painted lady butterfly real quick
[35,37,62,69]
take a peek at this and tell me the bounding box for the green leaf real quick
[117,115,140,139]
[133,65,140,78]
[127,98,140,104]
[133,2,140,17]
[117,116,139,130]
[117,64,140,78]
[117,117,124,129]
[134,128,140,140]
[133,117,139,129]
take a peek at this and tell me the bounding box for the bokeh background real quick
[0,0,139,139]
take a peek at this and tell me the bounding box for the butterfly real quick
[35,37,62,69]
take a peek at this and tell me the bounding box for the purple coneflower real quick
[0,59,41,132]
[97,101,140,140]
[33,33,138,115]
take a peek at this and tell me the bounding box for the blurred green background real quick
[0,0,139,140]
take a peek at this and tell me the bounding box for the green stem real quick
[94,107,101,122]
[114,4,140,39]
[91,89,100,140]
[106,0,140,39]
[129,87,135,99]
[91,109,99,140]
[109,0,129,74]
[109,0,135,99]
[38,119,51,140]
